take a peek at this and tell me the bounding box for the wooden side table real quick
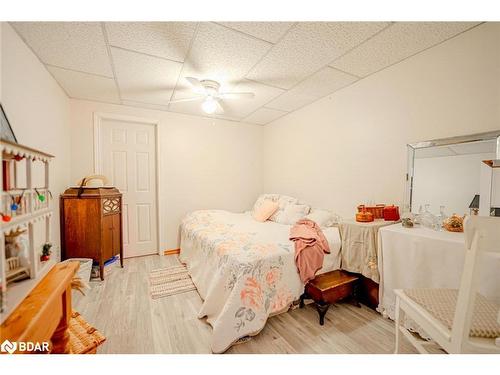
[300,270,360,325]
[339,219,397,308]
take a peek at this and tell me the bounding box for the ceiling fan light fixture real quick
[172,77,253,115]
[202,97,218,114]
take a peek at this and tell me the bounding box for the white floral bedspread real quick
[179,210,341,353]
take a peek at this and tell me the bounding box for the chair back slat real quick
[464,216,500,253]
[452,215,500,351]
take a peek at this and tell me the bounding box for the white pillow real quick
[252,194,280,214]
[269,195,300,222]
[303,208,340,227]
[276,204,311,225]
[252,199,279,222]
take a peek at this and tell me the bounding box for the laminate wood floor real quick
[73,255,418,354]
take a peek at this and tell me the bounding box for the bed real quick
[179,209,342,353]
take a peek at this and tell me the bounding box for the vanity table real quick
[385,130,500,339]
[377,224,500,325]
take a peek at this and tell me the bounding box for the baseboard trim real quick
[163,248,180,255]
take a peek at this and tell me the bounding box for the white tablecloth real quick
[377,224,500,329]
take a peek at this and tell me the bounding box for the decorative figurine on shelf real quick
[34,188,46,202]
[9,190,25,212]
[40,243,53,262]
[469,195,480,216]
[37,189,52,203]
[5,229,30,284]
[5,229,27,258]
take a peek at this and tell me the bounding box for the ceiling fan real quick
[168,77,255,114]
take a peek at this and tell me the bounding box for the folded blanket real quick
[290,219,330,283]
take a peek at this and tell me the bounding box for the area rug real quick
[149,264,196,299]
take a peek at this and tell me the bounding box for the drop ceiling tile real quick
[330,22,480,77]
[217,22,294,43]
[105,22,197,62]
[219,80,285,118]
[243,107,288,125]
[173,22,272,99]
[111,47,182,105]
[12,22,113,77]
[47,66,120,103]
[246,22,389,89]
[266,67,358,112]
[122,100,170,112]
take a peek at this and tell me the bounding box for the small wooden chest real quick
[300,270,360,325]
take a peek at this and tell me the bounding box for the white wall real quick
[69,100,263,250]
[1,23,71,260]
[263,23,500,219]
[412,152,495,216]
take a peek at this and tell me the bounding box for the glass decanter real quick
[414,205,423,225]
[420,204,438,229]
[435,205,447,230]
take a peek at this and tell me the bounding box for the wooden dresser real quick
[60,187,123,280]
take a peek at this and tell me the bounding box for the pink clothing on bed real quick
[289,219,330,283]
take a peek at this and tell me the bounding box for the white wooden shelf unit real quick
[1,139,54,323]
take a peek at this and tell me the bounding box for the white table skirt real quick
[377,224,500,336]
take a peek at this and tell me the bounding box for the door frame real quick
[93,112,162,256]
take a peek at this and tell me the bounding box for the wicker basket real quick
[69,311,106,354]
[357,204,385,219]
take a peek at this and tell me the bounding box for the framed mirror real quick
[405,130,500,216]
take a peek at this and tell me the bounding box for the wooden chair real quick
[394,216,500,354]
[6,256,30,283]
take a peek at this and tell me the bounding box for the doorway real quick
[94,113,160,258]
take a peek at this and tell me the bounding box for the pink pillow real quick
[252,200,279,222]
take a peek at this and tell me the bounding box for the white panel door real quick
[99,118,158,258]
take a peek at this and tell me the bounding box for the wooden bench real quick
[299,270,360,325]
[1,261,79,353]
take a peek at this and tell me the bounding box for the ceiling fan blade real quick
[185,77,206,94]
[215,100,225,113]
[218,92,255,99]
[167,96,205,105]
